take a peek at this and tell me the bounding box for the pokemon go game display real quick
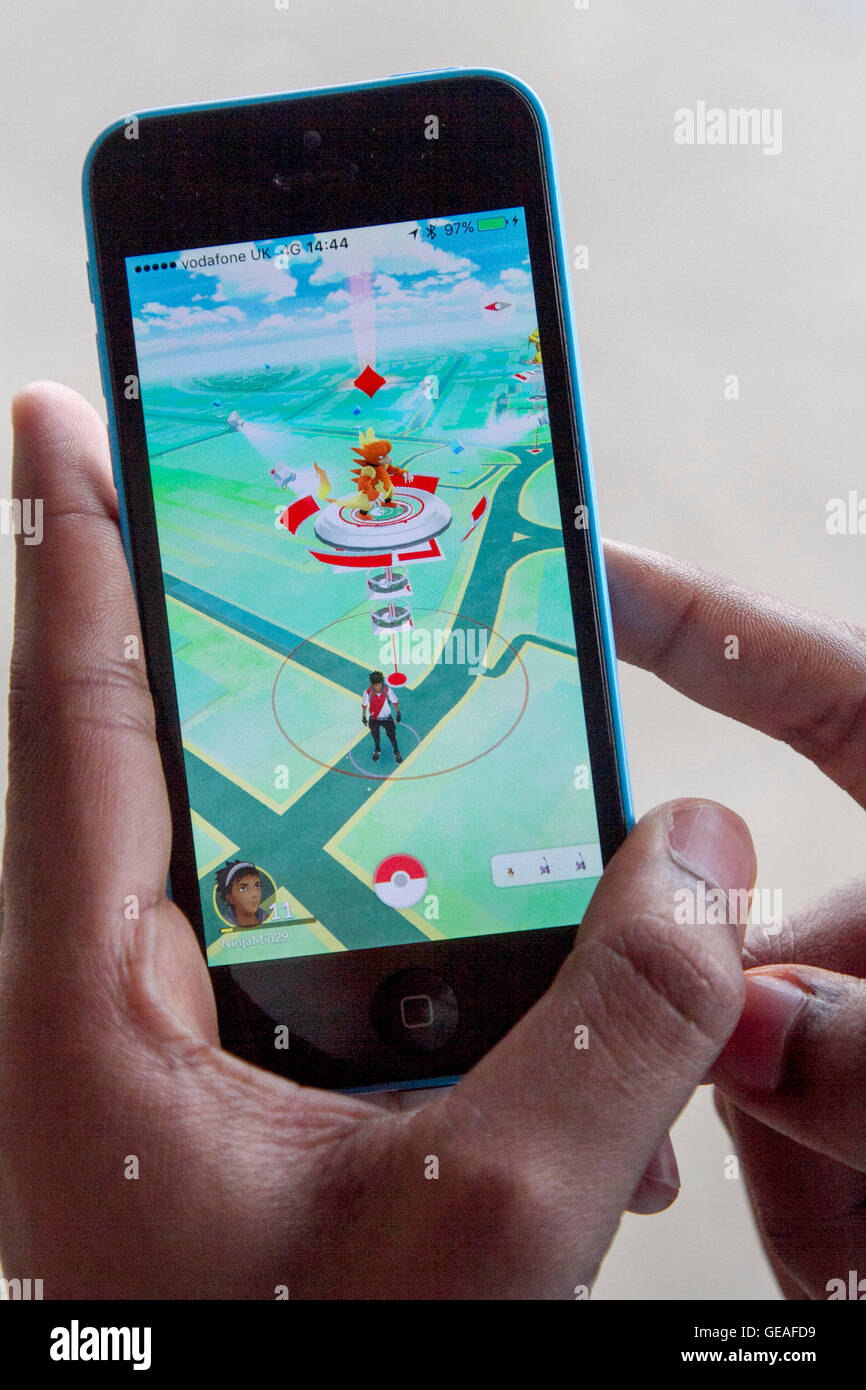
[125,207,604,966]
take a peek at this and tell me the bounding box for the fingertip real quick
[12,380,91,425]
[667,798,757,900]
[11,381,113,504]
[626,1132,681,1215]
[625,796,756,894]
[12,383,108,452]
[710,968,811,1094]
[626,1178,680,1216]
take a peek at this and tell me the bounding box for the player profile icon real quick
[214,860,277,931]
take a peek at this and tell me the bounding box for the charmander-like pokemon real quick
[316,427,400,516]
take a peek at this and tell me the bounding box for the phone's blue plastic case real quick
[82,67,634,1098]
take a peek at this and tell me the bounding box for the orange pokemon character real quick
[348,427,399,513]
[315,428,401,515]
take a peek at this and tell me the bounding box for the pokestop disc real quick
[373,854,428,909]
[313,487,451,552]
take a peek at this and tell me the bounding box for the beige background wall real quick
[1,0,863,1299]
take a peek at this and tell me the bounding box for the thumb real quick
[439,799,755,1293]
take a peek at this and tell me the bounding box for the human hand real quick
[605,539,866,1300]
[0,385,755,1299]
[395,711,401,723]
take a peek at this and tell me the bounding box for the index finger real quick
[604,540,866,806]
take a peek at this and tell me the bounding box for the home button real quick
[371,968,459,1053]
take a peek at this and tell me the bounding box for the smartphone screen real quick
[123,205,608,968]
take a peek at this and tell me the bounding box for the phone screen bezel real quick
[85,73,630,1089]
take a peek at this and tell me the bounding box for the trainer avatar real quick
[215,860,268,928]
[361,670,402,764]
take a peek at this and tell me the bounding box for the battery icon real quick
[477,216,507,231]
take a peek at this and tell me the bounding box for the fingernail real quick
[713,972,810,1092]
[669,803,756,893]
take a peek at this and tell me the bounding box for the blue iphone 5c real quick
[82,68,632,1094]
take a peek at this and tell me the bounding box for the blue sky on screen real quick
[125,208,537,381]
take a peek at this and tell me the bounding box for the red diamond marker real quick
[354,365,386,398]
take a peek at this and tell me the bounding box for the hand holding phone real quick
[0,387,757,1295]
[82,70,636,1092]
